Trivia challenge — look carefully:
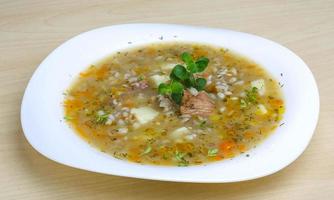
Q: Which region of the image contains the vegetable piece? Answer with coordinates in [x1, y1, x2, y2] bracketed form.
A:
[161, 63, 178, 70]
[251, 79, 265, 96]
[123, 99, 135, 108]
[63, 116, 73, 121]
[157, 80, 185, 105]
[117, 127, 128, 134]
[158, 83, 172, 95]
[170, 81, 184, 94]
[195, 57, 209, 72]
[141, 145, 152, 155]
[174, 151, 185, 160]
[184, 74, 196, 88]
[158, 52, 210, 105]
[170, 127, 190, 140]
[208, 148, 219, 157]
[195, 78, 207, 91]
[240, 99, 247, 108]
[188, 87, 199, 96]
[256, 104, 268, 115]
[171, 65, 189, 80]
[269, 99, 284, 107]
[150, 74, 169, 87]
[209, 114, 220, 122]
[95, 110, 109, 124]
[219, 140, 236, 153]
[240, 87, 259, 109]
[171, 92, 183, 105]
[182, 52, 209, 73]
[246, 87, 258, 104]
[174, 151, 189, 166]
[238, 144, 246, 152]
[130, 107, 159, 125]
[181, 52, 197, 73]
[199, 120, 207, 128]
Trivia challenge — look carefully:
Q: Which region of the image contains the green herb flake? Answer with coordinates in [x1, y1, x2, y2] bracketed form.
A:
[138, 75, 144, 81]
[208, 148, 219, 157]
[64, 115, 73, 121]
[240, 99, 247, 108]
[178, 161, 189, 167]
[175, 151, 186, 161]
[141, 145, 152, 156]
[199, 120, 207, 128]
[95, 111, 109, 124]
[174, 151, 189, 166]
[199, 120, 213, 129]
[162, 154, 168, 160]
[246, 87, 258, 103]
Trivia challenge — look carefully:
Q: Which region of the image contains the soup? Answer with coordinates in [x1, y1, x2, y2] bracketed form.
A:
[63, 42, 284, 166]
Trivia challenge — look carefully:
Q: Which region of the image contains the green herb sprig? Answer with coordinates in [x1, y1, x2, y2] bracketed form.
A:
[174, 151, 189, 166]
[95, 111, 109, 124]
[240, 87, 258, 108]
[158, 52, 209, 104]
[246, 87, 258, 104]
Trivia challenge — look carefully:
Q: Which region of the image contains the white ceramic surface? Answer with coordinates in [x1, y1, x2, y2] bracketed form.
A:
[21, 23, 319, 183]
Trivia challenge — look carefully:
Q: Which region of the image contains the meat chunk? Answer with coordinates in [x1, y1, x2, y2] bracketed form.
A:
[180, 91, 215, 116]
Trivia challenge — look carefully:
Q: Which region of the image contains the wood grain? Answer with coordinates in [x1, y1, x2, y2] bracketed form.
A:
[0, 0, 333, 199]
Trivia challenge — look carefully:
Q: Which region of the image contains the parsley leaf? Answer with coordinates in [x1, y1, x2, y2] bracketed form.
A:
[158, 52, 210, 105]
[195, 78, 207, 91]
[171, 65, 189, 80]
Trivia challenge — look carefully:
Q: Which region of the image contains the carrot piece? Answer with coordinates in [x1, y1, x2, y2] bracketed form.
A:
[79, 72, 90, 77]
[244, 131, 254, 139]
[73, 90, 93, 98]
[123, 99, 135, 108]
[192, 48, 208, 58]
[80, 65, 96, 78]
[176, 143, 194, 152]
[219, 140, 236, 153]
[206, 84, 217, 93]
[269, 99, 283, 107]
[146, 48, 156, 56]
[214, 155, 223, 161]
[128, 147, 141, 162]
[95, 65, 109, 79]
[64, 99, 83, 109]
[202, 72, 209, 78]
[238, 144, 246, 152]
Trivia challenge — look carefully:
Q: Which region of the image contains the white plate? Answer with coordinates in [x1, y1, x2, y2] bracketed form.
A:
[21, 23, 319, 183]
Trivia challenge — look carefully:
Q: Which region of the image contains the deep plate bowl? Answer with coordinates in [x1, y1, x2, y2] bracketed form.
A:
[21, 24, 319, 183]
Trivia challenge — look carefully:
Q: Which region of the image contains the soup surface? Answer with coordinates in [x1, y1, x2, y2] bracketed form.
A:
[64, 42, 284, 166]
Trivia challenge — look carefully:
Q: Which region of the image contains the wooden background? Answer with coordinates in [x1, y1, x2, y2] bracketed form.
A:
[0, 0, 333, 199]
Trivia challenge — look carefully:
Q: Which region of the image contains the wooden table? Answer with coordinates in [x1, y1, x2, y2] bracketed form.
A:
[1, 0, 333, 199]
